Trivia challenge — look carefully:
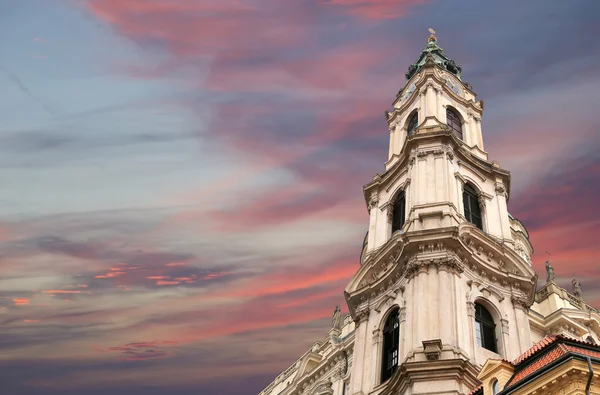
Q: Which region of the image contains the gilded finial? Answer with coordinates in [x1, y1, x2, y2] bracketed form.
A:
[428, 28, 437, 43]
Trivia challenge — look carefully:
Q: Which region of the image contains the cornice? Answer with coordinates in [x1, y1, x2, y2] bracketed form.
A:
[346, 223, 537, 322]
[394, 66, 481, 115]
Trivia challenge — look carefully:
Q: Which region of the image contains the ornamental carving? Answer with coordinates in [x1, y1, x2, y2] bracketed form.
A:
[466, 301, 475, 317]
[495, 182, 506, 197]
[511, 295, 530, 311]
[353, 309, 370, 324]
[477, 196, 486, 212]
[368, 194, 379, 213]
[501, 318, 509, 335]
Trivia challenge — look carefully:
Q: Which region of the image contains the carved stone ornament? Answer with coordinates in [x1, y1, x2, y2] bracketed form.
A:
[466, 301, 475, 317]
[501, 318, 510, 335]
[572, 277, 582, 299]
[495, 182, 506, 197]
[444, 145, 455, 160]
[353, 309, 370, 324]
[368, 194, 379, 213]
[422, 339, 443, 361]
[387, 207, 394, 222]
[477, 196, 486, 212]
[408, 149, 417, 166]
[511, 295, 530, 311]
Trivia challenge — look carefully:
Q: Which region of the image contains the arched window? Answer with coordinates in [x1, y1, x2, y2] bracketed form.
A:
[407, 112, 418, 136]
[446, 108, 463, 140]
[392, 191, 406, 233]
[474, 303, 497, 353]
[491, 379, 500, 395]
[381, 309, 400, 383]
[463, 184, 483, 230]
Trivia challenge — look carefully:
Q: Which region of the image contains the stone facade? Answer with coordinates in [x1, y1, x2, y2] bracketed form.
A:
[259, 32, 600, 395]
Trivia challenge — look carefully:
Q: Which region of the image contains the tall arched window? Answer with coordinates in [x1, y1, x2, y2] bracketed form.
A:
[407, 112, 418, 136]
[491, 379, 500, 395]
[381, 309, 400, 383]
[392, 191, 406, 233]
[474, 303, 497, 353]
[446, 107, 463, 140]
[463, 184, 483, 230]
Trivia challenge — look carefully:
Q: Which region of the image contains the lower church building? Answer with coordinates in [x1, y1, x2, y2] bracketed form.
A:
[259, 31, 600, 395]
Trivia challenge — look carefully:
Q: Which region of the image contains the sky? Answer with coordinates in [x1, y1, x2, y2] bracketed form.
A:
[0, 0, 599, 394]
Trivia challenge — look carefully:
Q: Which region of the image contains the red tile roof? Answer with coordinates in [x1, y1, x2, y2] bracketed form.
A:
[511, 335, 558, 365]
[506, 343, 569, 386]
[467, 385, 483, 395]
[505, 335, 600, 388]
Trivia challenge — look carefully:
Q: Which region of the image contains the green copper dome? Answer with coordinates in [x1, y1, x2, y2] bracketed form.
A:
[405, 30, 463, 81]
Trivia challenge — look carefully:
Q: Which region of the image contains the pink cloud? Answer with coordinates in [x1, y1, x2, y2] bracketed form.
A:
[23, 319, 40, 323]
[156, 280, 180, 285]
[13, 298, 30, 306]
[42, 290, 82, 294]
[95, 271, 126, 278]
[323, 0, 427, 20]
[165, 261, 187, 267]
[147, 276, 171, 280]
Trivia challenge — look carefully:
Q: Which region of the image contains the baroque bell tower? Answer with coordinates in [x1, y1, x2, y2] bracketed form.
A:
[344, 30, 538, 395]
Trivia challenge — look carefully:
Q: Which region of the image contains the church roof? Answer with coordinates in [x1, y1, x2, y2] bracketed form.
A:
[504, 335, 600, 388]
[405, 29, 463, 82]
[469, 335, 600, 395]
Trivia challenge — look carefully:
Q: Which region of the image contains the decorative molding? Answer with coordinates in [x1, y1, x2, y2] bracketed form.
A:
[368, 193, 379, 213]
[422, 339, 443, 361]
[466, 301, 475, 317]
[495, 182, 507, 197]
[511, 295, 531, 311]
[500, 318, 510, 335]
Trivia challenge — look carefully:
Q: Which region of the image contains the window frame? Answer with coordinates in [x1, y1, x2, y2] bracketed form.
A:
[381, 309, 400, 383]
[407, 112, 418, 136]
[446, 107, 463, 140]
[391, 190, 406, 234]
[474, 303, 497, 353]
[463, 183, 483, 230]
[491, 379, 500, 395]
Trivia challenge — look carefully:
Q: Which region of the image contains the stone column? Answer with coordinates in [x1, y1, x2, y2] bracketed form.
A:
[475, 116, 484, 151]
[466, 300, 476, 359]
[400, 283, 412, 362]
[494, 182, 512, 241]
[388, 125, 395, 160]
[426, 84, 435, 119]
[416, 266, 429, 343]
[366, 193, 379, 253]
[350, 311, 369, 395]
[369, 328, 381, 389]
[436, 88, 442, 120]
[466, 113, 475, 147]
[438, 264, 452, 345]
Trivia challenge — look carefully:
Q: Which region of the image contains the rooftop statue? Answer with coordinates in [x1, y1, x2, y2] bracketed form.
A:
[572, 278, 582, 299]
[332, 305, 342, 330]
[545, 260, 555, 283]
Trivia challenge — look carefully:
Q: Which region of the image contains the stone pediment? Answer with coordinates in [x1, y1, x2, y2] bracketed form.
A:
[296, 352, 323, 379]
[477, 358, 513, 381]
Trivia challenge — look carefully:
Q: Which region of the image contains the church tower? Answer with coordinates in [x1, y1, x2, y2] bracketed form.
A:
[343, 30, 538, 395]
